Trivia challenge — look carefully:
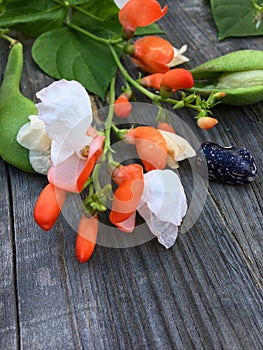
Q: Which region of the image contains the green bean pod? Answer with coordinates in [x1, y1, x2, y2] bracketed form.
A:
[190, 50, 263, 105]
[0, 41, 37, 172]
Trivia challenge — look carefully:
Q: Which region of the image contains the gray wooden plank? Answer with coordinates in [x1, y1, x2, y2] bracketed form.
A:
[0, 0, 262, 349]
[0, 159, 18, 350]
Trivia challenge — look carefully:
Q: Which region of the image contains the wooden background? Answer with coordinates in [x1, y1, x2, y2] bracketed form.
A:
[1, 0, 262, 349]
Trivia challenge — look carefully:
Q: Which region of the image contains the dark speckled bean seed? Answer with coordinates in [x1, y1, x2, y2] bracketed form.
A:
[196, 142, 257, 184]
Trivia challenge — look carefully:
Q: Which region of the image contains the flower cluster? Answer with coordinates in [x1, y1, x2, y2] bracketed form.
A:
[16, 0, 224, 263]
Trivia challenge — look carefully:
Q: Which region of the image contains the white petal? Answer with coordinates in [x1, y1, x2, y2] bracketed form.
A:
[48, 153, 87, 192]
[17, 115, 51, 152]
[36, 80, 92, 144]
[50, 140, 73, 165]
[114, 0, 129, 9]
[159, 130, 196, 168]
[137, 170, 187, 248]
[29, 150, 52, 175]
[167, 45, 189, 67]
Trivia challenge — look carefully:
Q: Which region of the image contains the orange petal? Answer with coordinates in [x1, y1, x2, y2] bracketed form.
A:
[34, 184, 67, 231]
[140, 73, 164, 90]
[133, 36, 173, 73]
[161, 68, 194, 90]
[114, 95, 132, 118]
[77, 135, 105, 192]
[127, 126, 167, 171]
[119, 0, 168, 32]
[76, 215, 98, 262]
[110, 164, 144, 230]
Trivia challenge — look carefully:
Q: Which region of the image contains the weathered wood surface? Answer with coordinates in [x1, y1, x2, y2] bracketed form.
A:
[1, 1, 263, 349]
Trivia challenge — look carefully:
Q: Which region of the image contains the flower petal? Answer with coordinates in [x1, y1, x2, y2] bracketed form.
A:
[48, 153, 87, 193]
[127, 126, 167, 171]
[17, 115, 51, 152]
[29, 150, 52, 175]
[110, 211, 136, 233]
[137, 169, 187, 248]
[114, 0, 129, 8]
[48, 135, 105, 193]
[119, 0, 168, 32]
[36, 80, 92, 147]
[158, 130, 196, 168]
[77, 135, 105, 192]
[167, 45, 189, 67]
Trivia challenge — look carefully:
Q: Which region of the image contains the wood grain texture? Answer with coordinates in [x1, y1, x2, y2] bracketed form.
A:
[0, 1, 263, 349]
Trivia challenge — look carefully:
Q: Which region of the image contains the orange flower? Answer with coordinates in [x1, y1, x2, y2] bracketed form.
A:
[114, 93, 132, 118]
[34, 183, 67, 231]
[76, 214, 98, 263]
[118, 0, 168, 38]
[197, 116, 219, 130]
[110, 164, 144, 232]
[132, 36, 174, 74]
[139, 73, 164, 90]
[157, 121, 176, 134]
[161, 68, 194, 90]
[126, 126, 168, 171]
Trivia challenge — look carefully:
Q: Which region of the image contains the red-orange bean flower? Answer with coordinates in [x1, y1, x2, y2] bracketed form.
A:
[162, 67, 194, 89]
[110, 164, 144, 232]
[114, 92, 132, 118]
[125, 126, 168, 171]
[34, 183, 67, 231]
[139, 73, 164, 91]
[76, 214, 98, 263]
[116, 0, 168, 38]
[125, 126, 195, 170]
[131, 37, 189, 74]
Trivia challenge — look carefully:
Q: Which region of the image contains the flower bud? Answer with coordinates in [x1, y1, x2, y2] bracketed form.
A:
[114, 92, 132, 118]
[197, 116, 219, 130]
[139, 73, 164, 90]
[160, 68, 194, 98]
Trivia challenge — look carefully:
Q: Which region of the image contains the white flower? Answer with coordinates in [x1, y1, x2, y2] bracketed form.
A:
[17, 79, 94, 175]
[114, 0, 129, 9]
[137, 169, 187, 248]
[159, 130, 196, 168]
[167, 44, 189, 68]
[36, 79, 93, 166]
[17, 115, 52, 174]
[17, 115, 51, 151]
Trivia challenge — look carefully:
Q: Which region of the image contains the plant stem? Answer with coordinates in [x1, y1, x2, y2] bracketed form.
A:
[92, 164, 102, 193]
[108, 44, 160, 102]
[102, 75, 116, 160]
[65, 22, 123, 45]
[0, 32, 18, 46]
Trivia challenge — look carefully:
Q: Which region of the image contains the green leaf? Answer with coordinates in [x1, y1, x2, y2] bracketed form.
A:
[0, 0, 66, 36]
[135, 23, 165, 36]
[211, 0, 263, 40]
[72, 0, 119, 19]
[32, 27, 118, 100]
[72, 3, 121, 39]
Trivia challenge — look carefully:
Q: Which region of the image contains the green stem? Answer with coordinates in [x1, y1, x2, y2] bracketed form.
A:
[108, 44, 160, 102]
[65, 22, 111, 44]
[72, 5, 104, 21]
[0, 32, 18, 46]
[102, 75, 116, 160]
[65, 22, 123, 46]
[92, 163, 102, 193]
